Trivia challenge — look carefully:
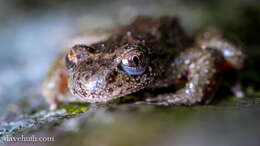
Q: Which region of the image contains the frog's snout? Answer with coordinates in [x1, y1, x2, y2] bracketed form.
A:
[69, 64, 123, 102]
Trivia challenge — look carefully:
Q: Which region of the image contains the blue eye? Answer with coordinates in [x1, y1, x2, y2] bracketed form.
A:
[121, 49, 148, 75]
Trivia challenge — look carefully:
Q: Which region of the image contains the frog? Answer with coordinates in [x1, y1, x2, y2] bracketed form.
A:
[43, 16, 246, 109]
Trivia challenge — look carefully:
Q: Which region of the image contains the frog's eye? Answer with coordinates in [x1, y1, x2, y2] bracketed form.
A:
[120, 49, 148, 75]
[65, 45, 94, 74]
[65, 49, 78, 74]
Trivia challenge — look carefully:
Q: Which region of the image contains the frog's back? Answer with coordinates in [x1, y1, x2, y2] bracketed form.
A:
[121, 16, 187, 50]
[91, 16, 188, 56]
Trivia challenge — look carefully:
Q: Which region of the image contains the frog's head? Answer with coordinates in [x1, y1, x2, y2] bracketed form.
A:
[65, 44, 157, 102]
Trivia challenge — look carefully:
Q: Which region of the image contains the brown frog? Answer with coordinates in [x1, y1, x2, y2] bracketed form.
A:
[43, 16, 246, 109]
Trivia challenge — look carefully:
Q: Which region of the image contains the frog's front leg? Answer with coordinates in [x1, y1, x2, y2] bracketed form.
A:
[43, 53, 79, 110]
[145, 48, 223, 106]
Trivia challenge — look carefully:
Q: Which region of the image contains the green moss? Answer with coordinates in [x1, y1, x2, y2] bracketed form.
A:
[58, 102, 91, 114]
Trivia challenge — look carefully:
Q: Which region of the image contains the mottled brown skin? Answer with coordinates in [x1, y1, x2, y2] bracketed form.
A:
[43, 16, 246, 109]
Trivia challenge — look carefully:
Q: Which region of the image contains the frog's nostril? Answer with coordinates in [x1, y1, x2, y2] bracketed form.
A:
[106, 70, 118, 84]
[85, 75, 89, 81]
[91, 69, 97, 76]
[86, 59, 93, 65]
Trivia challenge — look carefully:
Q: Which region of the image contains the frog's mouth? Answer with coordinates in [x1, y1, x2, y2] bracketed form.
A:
[105, 85, 148, 102]
[75, 82, 150, 103]
[70, 68, 155, 103]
